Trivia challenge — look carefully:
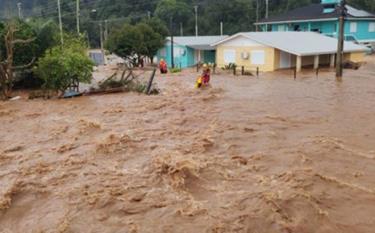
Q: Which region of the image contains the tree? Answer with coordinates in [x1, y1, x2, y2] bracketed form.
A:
[137, 22, 165, 62]
[0, 20, 36, 100]
[106, 22, 165, 65]
[34, 36, 94, 93]
[106, 24, 143, 63]
[142, 17, 169, 39]
[155, 0, 191, 26]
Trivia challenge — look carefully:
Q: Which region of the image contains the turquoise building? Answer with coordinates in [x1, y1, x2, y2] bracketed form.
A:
[156, 36, 227, 69]
[255, 0, 375, 46]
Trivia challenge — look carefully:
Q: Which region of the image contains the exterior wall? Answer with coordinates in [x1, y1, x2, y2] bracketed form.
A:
[347, 52, 365, 62]
[156, 43, 188, 68]
[157, 42, 217, 68]
[344, 20, 375, 42]
[216, 45, 276, 72]
[269, 19, 375, 43]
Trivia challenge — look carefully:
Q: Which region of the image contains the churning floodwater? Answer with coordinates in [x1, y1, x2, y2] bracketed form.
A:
[0, 57, 375, 232]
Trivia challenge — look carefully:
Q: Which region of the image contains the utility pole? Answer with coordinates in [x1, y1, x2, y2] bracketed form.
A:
[336, 0, 347, 79]
[104, 20, 108, 42]
[57, 0, 64, 46]
[170, 16, 175, 68]
[17, 2, 22, 19]
[194, 5, 198, 37]
[265, 0, 269, 31]
[76, 0, 80, 34]
[220, 21, 223, 36]
[99, 21, 104, 50]
[256, 0, 259, 31]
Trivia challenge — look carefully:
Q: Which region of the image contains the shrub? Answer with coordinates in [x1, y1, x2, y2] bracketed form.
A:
[170, 67, 182, 73]
[35, 37, 94, 93]
[223, 63, 237, 70]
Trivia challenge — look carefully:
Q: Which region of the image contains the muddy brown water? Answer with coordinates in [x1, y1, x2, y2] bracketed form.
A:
[1, 57, 375, 233]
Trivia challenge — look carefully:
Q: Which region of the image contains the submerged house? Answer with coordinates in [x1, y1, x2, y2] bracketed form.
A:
[212, 32, 368, 72]
[156, 36, 228, 68]
[255, 0, 375, 46]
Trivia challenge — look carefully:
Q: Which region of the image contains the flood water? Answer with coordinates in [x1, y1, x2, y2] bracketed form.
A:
[1, 57, 375, 232]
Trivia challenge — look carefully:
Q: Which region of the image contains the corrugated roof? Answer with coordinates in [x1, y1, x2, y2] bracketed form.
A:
[166, 36, 228, 50]
[212, 32, 368, 56]
[256, 4, 375, 24]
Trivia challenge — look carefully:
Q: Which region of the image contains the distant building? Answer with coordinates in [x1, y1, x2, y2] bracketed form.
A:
[156, 36, 228, 69]
[89, 50, 105, 66]
[255, 0, 375, 46]
[212, 32, 368, 72]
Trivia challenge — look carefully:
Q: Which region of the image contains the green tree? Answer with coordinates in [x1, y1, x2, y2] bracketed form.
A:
[137, 22, 165, 62]
[155, 0, 191, 26]
[106, 24, 143, 62]
[0, 20, 36, 99]
[142, 17, 169, 38]
[106, 22, 165, 65]
[35, 36, 94, 93]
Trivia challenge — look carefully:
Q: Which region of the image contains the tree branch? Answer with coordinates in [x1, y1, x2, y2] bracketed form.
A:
[11, 57, 36, 70]
[12, 38, 36, 45]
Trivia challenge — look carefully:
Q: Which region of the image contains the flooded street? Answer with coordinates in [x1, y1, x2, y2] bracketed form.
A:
[1, 57, 375, 233]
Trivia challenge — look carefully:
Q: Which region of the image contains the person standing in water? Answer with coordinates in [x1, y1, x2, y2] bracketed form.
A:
[196, 64, 211, 88]
[202, 64, 211, 85]
[159, 59, 168, 74]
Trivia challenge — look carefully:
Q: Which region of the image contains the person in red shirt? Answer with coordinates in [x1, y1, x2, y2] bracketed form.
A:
[159, 59, 168, 74]
[202, 64, 211, 85]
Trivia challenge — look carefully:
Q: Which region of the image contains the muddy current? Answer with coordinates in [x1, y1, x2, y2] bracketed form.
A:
[1, 58, 375, 233]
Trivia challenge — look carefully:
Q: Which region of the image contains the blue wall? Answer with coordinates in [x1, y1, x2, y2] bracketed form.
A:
[156, 43, 217, 69]
[268, 19, 375, 43]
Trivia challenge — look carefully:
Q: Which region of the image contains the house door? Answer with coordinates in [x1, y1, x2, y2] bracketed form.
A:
[280, 51, 292, 69]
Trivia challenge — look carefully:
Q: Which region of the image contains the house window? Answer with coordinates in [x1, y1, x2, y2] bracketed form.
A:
[251, 50, 265, 65]
[369, 22, 375, 32]
[277, 25, 285, 31]
[224, 49, 236, 64]
[350, 22, 357, 33]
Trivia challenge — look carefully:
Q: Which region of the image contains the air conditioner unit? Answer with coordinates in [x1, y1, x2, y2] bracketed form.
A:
[241, 52, 249, 60]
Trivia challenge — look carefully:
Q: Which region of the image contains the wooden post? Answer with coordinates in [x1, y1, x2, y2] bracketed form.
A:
[256, 67, 259, 78]
[241, 66, 244, 75]
[196, 63, 199, 72]
[316, 67, 319, 78]
[146, 68, 157, 95]
[233, 65, 236, 75]
[294, 68, 297, 80]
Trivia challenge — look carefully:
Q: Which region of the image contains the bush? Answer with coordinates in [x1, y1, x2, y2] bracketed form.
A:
[34, 37, 94, 93]
[223, 63, 237, 70]
[170, 67, 182, 73]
